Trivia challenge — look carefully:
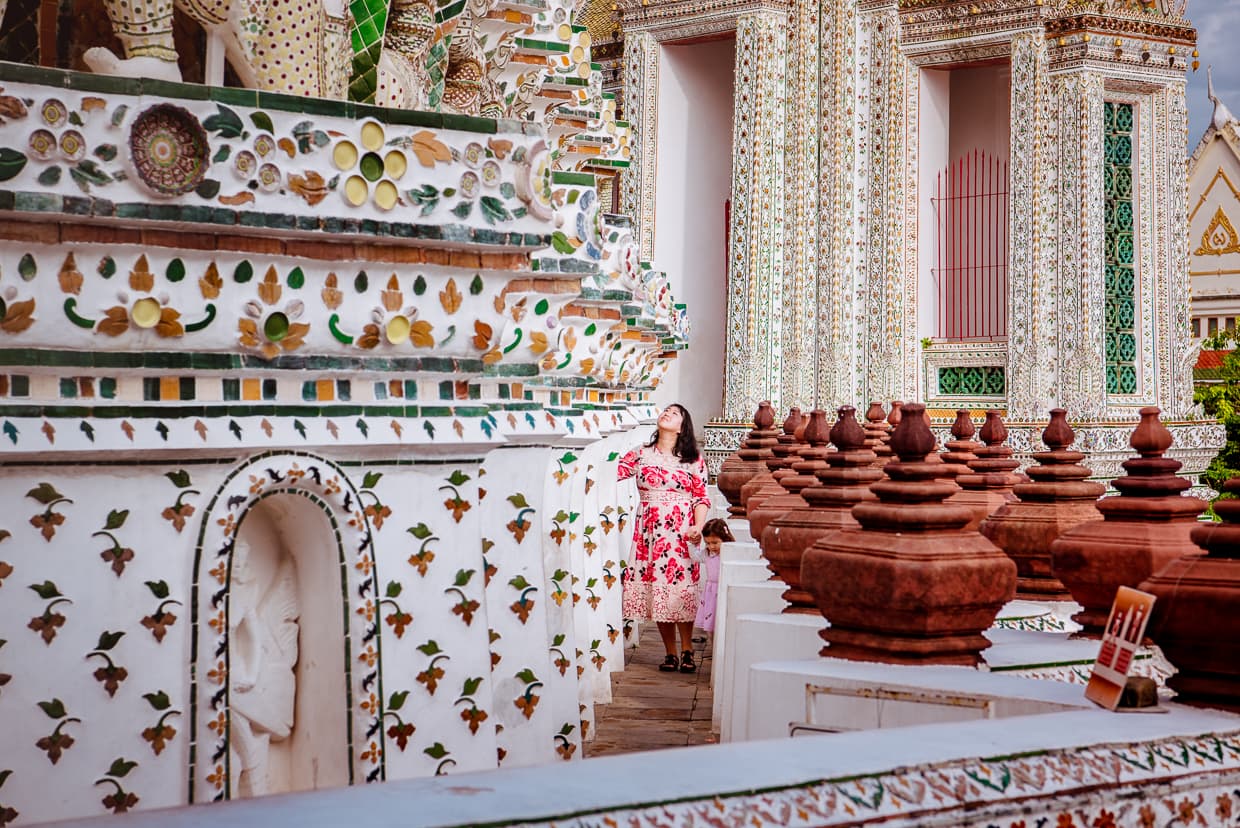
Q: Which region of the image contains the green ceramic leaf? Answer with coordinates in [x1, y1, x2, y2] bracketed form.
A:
[416, 640, 442, 656]
[534, 298, 549, 315]
[94, 144, 118, 162]
[0, 148, 27, 182]
[388, 690, 409, 711]
[407, 523, 432, 539]
[447, 469, 470, 486]
[559, 452, 577, 465]
[195, 179, 220, 200]
[552, 633, 565, 645]
[413, 275, 427, 295]
[385, 580, 402, 598]
[37, 698, 67, 719]
[558, 722, 575, 736]
[506, 493, 529, 508]
[212, 144, 231, 163]
[287, 267, 305, 289]
[110, 104, 128, 126]
[166, 259, 186, 283]
[354, 271, 368, 293]
[104, 509, 129, 530]
[452, 568, 475, 587]
[461, 676, 483, 696]
[567, 190, 579, 204]
[362, 471, 382, 489]
[508, 575, 531, 590]
[550, 232, 575, 255]
[423, 742, 448, 759]
[249, 112, 275, 134]
[98, 256, 116, 279]
[499, 182, 515, 199]
[106, 758, 138, 779]
[37, 166, 61, 186]
[203, 105, 243, 138]
[17, 253, 35, 281]
[26, 482, 63, 504]
[145, 580, 171, 599]
[95, 630, 125, 651]
[469, 274, 483, 295]
[142, 691, 171, 711]
[451, 201, 473, 219]
[514, 668, 538, 685]
[68, 111, 83, 126]
[479, 195, 511, 225]
[234, 261, 253, 283]
[584, 323, 596, 336]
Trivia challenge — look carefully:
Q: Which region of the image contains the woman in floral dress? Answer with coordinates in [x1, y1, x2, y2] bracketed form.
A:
[618, 404, 711, 673]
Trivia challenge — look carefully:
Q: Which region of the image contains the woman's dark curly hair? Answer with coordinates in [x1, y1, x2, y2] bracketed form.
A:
[646, 403, 700, 464]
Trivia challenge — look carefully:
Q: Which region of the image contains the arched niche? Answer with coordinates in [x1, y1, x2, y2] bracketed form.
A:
[190, 452, 384, 802]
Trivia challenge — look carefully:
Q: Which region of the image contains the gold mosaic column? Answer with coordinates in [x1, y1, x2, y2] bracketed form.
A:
[621, 31, 659, 260]
[724, 12, 787, 419]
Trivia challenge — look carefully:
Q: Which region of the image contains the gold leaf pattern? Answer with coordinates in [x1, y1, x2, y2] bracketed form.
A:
[410, 320, 434, 347]
[129, 255, 154, 293]
[472, 319, 492, 350]
[0, 298, 35, 333]
[322, 272, 342, 310]
[439, 279, 462, 314]
[382, 275, 403, 312]
[97, 306, 130, 337]
[58, 253, 83, 295]
[410, 131, 452, 167]
[258, 267, 282, 306]
[199, 263, 222, 299]
[155, 306, 184, 338]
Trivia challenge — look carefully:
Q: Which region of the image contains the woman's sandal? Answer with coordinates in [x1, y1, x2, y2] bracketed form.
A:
[658, 654, 679, 672]
[679, 650, 696, 673]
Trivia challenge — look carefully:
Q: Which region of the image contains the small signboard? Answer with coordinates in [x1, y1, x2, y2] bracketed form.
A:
[1085, 586, 1156, 710]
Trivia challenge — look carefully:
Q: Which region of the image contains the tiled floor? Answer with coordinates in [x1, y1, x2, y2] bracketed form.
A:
[586, 623, 717, 757]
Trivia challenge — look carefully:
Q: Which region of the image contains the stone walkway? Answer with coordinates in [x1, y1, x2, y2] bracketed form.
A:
[586, 623, 717, 757]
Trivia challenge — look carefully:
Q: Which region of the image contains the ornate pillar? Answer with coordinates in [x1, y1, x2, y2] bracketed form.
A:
[724, 12, 788, 418]
[816, 0, 860, 410]
[621, 30, 659, 260]
[779, 0, 820, 412]
[1006, 31, 1056, 422]
[1158, 82, 1197, 418]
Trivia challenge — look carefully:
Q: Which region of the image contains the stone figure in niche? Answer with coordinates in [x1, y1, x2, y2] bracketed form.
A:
[83, 0, 351, 99]
[228, 526, 300, 798]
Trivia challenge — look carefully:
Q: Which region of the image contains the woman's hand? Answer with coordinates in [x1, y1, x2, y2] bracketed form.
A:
[685, 524, 702, 544]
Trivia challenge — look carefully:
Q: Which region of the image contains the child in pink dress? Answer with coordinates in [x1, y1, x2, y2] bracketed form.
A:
[694, 519, 734, 633]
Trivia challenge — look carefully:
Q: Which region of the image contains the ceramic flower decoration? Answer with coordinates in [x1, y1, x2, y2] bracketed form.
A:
[238, 267, 309, 359]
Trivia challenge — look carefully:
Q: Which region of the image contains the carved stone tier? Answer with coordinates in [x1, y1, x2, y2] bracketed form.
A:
[940, 410, 980, 477]
[954, 410, 1020, 531]
[1052, 407, 1207, 635]
[758, 409, 835, 611]
[747, 410, 814, 541]
[717, 401, 778, 516]
[980, 409, 1103, 601]
[1141, 478, 1240, 713]
[802, 403, 1017, 666]
[742, 407, 802, 532]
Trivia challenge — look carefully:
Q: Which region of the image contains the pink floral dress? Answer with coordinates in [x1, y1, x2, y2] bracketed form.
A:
[618, 446, 711, 622]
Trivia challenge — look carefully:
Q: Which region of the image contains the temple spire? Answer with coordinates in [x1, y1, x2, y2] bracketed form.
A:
[1208, 66, 1237, 131]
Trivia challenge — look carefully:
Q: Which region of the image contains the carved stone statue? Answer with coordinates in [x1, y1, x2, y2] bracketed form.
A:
[229, 516, 300, 798]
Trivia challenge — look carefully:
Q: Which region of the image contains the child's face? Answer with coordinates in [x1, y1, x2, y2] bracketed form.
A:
[703, 535, 723, 556]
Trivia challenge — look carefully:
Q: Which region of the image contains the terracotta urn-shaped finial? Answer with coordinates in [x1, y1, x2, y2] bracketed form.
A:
[740, 406, 800, 515]
[940, 410, 981, 476]
[872, 401, 903, 467]
[751, 409, 831, 551]
[717, 402, 779, 516]
[758, 409, 838, 610]
[1051, 406, 1207, 635]
[952, 410, 1020, 530]
[744, 408, 806, 531]
[802, 403, 1017, 665]
[863, 401, 889, 456]
[980, 409, 1104, 600]
[1141, 478, 1240, 712]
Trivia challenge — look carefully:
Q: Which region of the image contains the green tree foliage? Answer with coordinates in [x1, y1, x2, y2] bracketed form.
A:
[1195, 330, 1240, 495]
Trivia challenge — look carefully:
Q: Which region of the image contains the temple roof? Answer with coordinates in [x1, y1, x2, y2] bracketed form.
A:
[1190, 67, 1240, 174]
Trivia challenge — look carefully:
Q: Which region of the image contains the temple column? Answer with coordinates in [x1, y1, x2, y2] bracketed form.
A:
[1156, 82, 1197, 418]
[621, 31, 659, 260]
[724, 12, 788, 418]
[1005, 32, 1057, 422]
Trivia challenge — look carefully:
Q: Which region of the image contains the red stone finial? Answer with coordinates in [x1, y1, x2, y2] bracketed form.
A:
[830, 406, 866, 452]
[865, 401, 886, 425]
[1130, 406, 1173, 457]
[951, 409, 975, 441]
[804, 408, 831, 447]
[1041, 408, 1074, 451]
[979, 409, 1008, 446]
[782, 407, 801, 436]
[890, 402, 935, 462]
[887, 401, 904, 428]
[755, 401, 775, 430]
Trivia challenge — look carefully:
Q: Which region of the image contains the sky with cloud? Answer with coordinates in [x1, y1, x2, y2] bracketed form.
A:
[1187, 0, 1240, 144]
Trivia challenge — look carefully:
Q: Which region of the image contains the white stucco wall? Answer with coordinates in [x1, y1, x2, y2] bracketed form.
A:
[650, 37, 736, 427]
